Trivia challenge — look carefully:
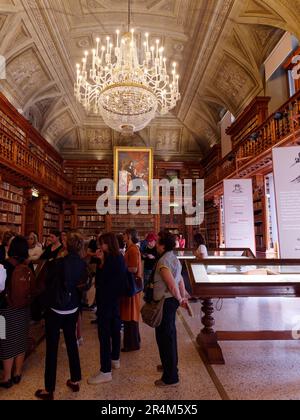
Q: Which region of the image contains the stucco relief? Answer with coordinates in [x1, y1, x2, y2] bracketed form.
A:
[76, 38, 90, 49]
[213, 55, 256, 110]
[35, 98, 55, 117]
[0, 15, 8, 31]
[59, 129, 80, 150]
[9, 24, 31, 48]
[7, 49, 50, 98]
[114, 132, 146, 147]
[81, 0, 106, 13]
[253, 25, 278, 48]
[44, 113, 74, 142]
[156, 129, 181, 152]
[278, 0, 300, 19]
[87, 128, 112, 150]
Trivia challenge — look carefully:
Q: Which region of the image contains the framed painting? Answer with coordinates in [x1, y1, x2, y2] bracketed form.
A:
[114, 147, 153, 199]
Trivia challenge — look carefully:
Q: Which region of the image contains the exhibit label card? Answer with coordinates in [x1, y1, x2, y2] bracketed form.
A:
[273, 147, 300, 258]
[223, 179, 256, 255]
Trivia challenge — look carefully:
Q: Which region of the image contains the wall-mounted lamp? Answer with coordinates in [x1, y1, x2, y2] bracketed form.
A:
[274, 112, 288, 121]
[227, 153, 235, 162]
[31, 187, 39, 198]
[248, 131, 260, 141]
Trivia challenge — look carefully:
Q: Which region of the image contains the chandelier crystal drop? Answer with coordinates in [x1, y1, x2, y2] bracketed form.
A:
[74, 28, 180, 134]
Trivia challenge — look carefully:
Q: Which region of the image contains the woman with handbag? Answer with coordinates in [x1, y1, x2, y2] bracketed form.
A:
[153, 231, 188, 388]
[120, 228, 143, 352]
[88, 233, 127, 385]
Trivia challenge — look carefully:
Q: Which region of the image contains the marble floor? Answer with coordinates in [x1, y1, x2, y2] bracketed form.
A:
[1, 297, 300, 400]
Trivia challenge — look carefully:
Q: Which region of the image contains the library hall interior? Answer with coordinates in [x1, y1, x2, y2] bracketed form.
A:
[0, 0, 300, 402]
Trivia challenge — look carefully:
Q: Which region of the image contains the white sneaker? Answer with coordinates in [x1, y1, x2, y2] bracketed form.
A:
[77, 337, 84, 346]
[88, 371, 112, 385]
[112, 360, 120, 369]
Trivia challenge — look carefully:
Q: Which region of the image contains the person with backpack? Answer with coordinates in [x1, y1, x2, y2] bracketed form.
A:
[0, 236, 35, 389]
[88, 233, 127, 385]
[35, 231, 88, 400]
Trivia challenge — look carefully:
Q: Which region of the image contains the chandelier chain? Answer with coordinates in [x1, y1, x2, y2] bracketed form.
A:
[128, 0, 131, 32]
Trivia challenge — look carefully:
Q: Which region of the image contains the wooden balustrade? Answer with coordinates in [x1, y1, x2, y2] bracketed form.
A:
[205, 91, 300, 193]
[0, 93, 72, 199]
[0, 131, 71, 197]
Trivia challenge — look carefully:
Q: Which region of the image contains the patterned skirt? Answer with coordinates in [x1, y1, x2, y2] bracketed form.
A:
[0, 306, 30, 360]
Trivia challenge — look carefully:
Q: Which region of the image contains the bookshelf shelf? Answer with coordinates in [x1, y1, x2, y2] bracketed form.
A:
[76, 205, 105, 236]
[43, 200, 60, 240]
[0, 180, 24, 234]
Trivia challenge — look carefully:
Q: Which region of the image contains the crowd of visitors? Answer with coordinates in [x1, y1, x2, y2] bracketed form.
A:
[0, 228, 207, 399]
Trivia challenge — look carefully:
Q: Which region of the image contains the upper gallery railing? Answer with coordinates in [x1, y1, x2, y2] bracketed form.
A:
[0, 94, 72, 198]
[205, 90, 300, 192]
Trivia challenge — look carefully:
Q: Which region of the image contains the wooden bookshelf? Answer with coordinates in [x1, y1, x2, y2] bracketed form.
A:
[0, 179, 24, 234]
[111, 214, 155, 239]
[253, 188, 267, 252]
[76, 205, 105, 237]
[43, 200, 60, 241]
[204, 201, 220, 249]
[63, 204, 72, 232]
[160, 208, 185, 236]
[64, 161, 112, 198]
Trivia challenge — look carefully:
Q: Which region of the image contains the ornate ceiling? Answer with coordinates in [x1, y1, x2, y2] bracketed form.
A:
[0, 0, 299, 160]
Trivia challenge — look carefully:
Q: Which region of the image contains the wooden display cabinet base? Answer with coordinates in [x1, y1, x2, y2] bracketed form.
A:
[197, 331, 225, 365]
[198, 298, 225, 365]
[197, 298, 299, 365]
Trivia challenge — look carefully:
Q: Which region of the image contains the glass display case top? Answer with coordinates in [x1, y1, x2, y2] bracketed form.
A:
[188, 261, 300, 285]
[174, 248, 254, 260]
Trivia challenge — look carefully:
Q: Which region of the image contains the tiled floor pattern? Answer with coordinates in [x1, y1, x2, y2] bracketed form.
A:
[2, 296, 300, 400]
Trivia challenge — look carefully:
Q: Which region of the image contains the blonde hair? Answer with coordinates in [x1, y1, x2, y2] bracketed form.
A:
[28, 232, 39, 247]
[66, 231, 84, 255]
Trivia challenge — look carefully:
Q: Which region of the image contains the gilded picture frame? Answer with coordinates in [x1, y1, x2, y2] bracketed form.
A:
[114, 147, 153, 199]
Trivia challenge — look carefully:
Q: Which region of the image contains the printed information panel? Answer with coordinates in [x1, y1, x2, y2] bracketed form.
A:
[273, 147, 300, 258]
[223, 179, 256, 255]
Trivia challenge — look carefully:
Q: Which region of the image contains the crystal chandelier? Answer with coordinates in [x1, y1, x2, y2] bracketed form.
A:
[74, 1, 180, 135]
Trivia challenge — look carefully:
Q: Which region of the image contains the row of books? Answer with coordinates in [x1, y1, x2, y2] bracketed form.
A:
[77, 222, 105, 228]
[43, 220, 59, 228]
[0, 201, 22, 213]
[0, 181, 23, 196]
[44, 213, 59, 221]
[78, 215, 104, 222]
[0, 109, 26, 143]
[253, 201, 263, 211]
[44, 206, 60, 215]
[0, 213, 22, 223]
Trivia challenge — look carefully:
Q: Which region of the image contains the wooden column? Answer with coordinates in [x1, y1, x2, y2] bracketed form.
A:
[197, 299, 225, 365]
[71, 203, 78, 229]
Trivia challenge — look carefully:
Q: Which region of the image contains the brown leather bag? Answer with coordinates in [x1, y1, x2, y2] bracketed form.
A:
[141, 297, 165, 328]
[6, 259, 36, 309]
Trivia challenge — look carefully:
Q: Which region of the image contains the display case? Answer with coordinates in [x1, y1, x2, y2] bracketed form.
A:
[185, 259, 300, 365]
[174, 248, 255, 261]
